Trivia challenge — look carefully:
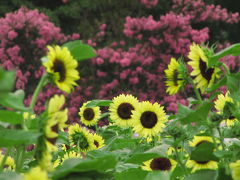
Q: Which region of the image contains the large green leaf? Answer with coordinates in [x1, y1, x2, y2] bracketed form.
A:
[178, 101, 213, 124]
[0, 68, 15, 97]
[125, 152, 162, 164]
[0, 172, 22, 180]
[62, 40, 96, 61]
[107, 137, 139, 151]
[185, 170, 218, 180]
[0, 90, 27, 111]
[145, 171, 170, 180]
[114, 168, 148, 180]
[208, 43, 240, 67]
[0, 129, 41, 147]
[0, 110, 23, 125]
[86, 100, 112, 107]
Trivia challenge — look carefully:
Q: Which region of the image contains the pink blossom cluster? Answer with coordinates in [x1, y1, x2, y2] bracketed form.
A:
[139, 0, 158, 8]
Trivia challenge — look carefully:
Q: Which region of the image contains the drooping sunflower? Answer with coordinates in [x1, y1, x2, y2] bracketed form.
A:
[189, 136, 213, 147]
[79, 102, 101, 126]
[142, 157, 177, 171]
[68, 124, 94, 152]
[164, 58, 184, 95]
[131, 101, 167, 138]
[214, 92, 238, 127]
[90, 133, 105, 150]
[186, 159, 218, 172]
[109, 94, 139, 128]
[45, 95, 68, 147]
[230, 160, 240, 180]
[44, 45, 80, 93]
[0, 153, 15, 171]
[24, 166, 50, 180]
[188, 43, 220, 93]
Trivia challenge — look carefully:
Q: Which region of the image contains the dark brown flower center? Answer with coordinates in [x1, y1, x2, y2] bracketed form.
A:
[150, 158, 172, 171]
[196, 140, 209, 147]
[229, 116, 235, 120]
[173, 70, 179, 86]
[196, 161, 209, 164]
[83, 108, 95, 121]
[199, 59, 214, 82]
[52, 59, 66, 82]
[117, 103, 134, 119]
[94, 140, 99, 148]
[140, 111, 158, 128]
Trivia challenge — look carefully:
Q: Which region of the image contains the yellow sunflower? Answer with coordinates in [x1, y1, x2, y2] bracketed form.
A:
[24, 166, 50, 180]
[44, 45, 80, 93]
[214, 92, 238, 127]
[164, 58, 184, 95]
[188, 43, 220, 93]
[189, 136, 213, 147]
[186, 159, 218, 172]
[230, 160, 240, 180]
[68, 124, 94, 152]
[131, 101, 167, 138]
[90, 133, 105, 150]
[39, 149, 53, 171]
[0, 153, 15, 171]
[109, 94, 139, 128]
[142, 157, 177, 171]
[79, 101, 101, 126]
[45, 95, 68, 146]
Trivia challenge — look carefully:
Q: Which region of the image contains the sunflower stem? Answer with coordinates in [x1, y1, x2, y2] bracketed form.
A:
[15, 146, 25, 172]
[29, 73, 49, 112]
[0, 148, 11, 171]
[174, 145, 188, 176]
[187, 77, 202, 101]
[222, 63, 230, 75]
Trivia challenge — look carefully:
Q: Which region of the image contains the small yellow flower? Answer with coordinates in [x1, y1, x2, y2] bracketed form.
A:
[142, 157, 177, 171]
[44, 45, 80, 93]
[79, 101, 101, 126]
[24, 166, 50, 180]
[230, 160, 240, 180]
[132, 101, 167, 138]
[109, 94, 139, 128]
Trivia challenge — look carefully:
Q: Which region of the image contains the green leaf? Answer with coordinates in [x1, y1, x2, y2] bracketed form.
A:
[190, 142, 218, 162]
[108, 137, 139, 151]
[0, 90, 27, 111]
[0, 110, 23, 125]
[213, 150, 233, 158]
[208, 43, 240, 67]
[62, 40, 96, 61]
[226, 73, 240, 101]
[185, 170, 218, 180]
[206, 77, 227, 93]
[145, 171, 170, 180]
[125, 152, 162, 164]
[0, 68, 15, 97]
[0, 171, 22, 180]
[114, 168, 148, 180]
[85, 100, 112, 107]
[115, 162, 139, 173]
[0, 129, 41, 147]
[178, 101, 213, 124]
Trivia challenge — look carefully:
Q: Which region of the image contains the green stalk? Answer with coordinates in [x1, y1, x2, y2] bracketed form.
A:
[0, 148, 11, 171]
[187, 77, 202, 101]
[222, 63, 230, 75]
[15, 146, 25, 172]
[174, 145, 188, 176]
[29, 73, 49, 112]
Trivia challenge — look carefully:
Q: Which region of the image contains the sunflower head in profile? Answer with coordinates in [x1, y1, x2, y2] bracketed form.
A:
[45, 95, 68, 146]
[24, 166, 49, 180]
[44, 45, 80, 93]
[142, 157, 177, 171]
[90, 133, 105, 150]
[79, 102, 101, 126]
[0, 153, 15, 171]
[214, 92, 238, 127]
[230, 160, 240, 180]
[164, 57, 185, 95]
[109, 94, 139, 128]
[188, 43, 220, 93]
[68, 124, 94, 152]
[131, 101, 167, 138]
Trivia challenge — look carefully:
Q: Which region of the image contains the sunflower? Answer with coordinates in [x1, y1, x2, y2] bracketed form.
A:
[142, 157, 177, 171]
[214, 92, 238, 127]
[189, 136, 213, 147]
[45, 95, 68, 146]
[79, 101, 101, 126]
[68, 124, 94, 152]
[230, 160, 240, 180]
[164, 58, 184, 95]
[90, 133, 105, 150]
[0, 153, 15, 171]
[186, 159, 218, 172]
[109, 94, 139, 128]
[131, 101, 167, 138]
[24, 166, 50, 180]
[44, 45, 80, 93]
[39, 149, 54, 171]
[188, 43, 220, 93]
